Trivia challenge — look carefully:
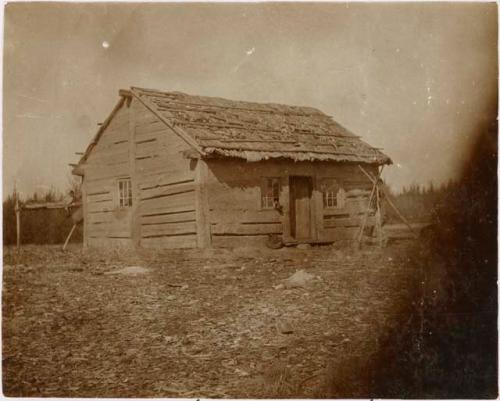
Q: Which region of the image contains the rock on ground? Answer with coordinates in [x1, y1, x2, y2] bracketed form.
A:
[283, 269, 316, 288]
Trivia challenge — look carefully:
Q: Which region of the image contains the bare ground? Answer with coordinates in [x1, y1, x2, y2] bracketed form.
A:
[3, 242, 418, 398]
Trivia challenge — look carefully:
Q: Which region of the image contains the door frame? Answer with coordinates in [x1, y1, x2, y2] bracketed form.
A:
[286, 175, 318, 243]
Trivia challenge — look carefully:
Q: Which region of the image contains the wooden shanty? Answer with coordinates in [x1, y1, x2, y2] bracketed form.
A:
[72, 87, 392, 249]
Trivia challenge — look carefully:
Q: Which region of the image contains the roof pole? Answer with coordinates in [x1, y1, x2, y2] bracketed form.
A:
[358, 165, 417, 238]
[356, 165, 384, 248]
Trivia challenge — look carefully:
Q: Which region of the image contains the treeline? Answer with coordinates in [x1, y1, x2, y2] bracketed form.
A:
[385, 180, 461, 223]
[3, 188, 83, 246]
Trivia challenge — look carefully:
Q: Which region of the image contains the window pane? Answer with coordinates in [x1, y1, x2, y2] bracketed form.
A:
[322, 178, 343, 209]
[118, 178, 132, 207]
[262, 177, 280, 209]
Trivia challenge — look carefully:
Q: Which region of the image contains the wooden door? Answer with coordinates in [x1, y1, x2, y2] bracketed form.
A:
[289, 176, 312, 240]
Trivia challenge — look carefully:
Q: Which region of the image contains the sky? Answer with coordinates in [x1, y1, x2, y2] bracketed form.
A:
[3, 2, 498, 199]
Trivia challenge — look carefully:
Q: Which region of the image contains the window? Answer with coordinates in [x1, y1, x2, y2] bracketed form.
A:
[321, 178, 345, 209]
[262, 177, 280, 209]
[118, 178, 133, 207]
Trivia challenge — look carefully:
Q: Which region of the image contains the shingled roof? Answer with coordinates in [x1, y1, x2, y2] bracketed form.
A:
[75, 87, 391, 172]
[130, 87, 391, 165]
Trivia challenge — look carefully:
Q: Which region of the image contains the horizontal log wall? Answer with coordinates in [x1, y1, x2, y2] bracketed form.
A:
[206, 160, 287, 248]
[83, 102, 133, 245]
[317, 164, 377, 241]
[132, 99, 197, 249]
[319, 165, 376, 241]
[205, 159, 378, 246]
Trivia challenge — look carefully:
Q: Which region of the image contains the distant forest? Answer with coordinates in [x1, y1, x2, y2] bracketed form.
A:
[384, 179, 461, 224]
[3, 179, 459, 246]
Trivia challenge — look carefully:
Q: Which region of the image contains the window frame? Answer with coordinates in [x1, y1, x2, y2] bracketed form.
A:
[117, 177, 133, 208]
[321, 178, 345, 210]
[261, 177, 281, 210]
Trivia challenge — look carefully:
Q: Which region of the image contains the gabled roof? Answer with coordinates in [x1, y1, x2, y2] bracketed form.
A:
[74, 87, 391, 175]
[130, 87, 391, 165]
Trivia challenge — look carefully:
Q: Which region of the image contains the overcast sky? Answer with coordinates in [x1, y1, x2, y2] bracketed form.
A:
[4, 2, 497, 199]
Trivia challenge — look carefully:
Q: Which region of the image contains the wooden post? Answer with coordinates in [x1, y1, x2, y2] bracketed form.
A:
[281, 175, 291, 243]
[375, 185, 384, 247]
[195, 159, 211, 248]
[128, 98, 141, 247]
[356, 166, 383, 247]
[15, 195, 20, 249]
[62, 224, 77, 251]
[358, 165, 417, 238]
[312, 174, 324, 242]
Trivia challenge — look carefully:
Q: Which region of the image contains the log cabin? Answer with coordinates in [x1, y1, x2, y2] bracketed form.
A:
[72, 87, 391, 249]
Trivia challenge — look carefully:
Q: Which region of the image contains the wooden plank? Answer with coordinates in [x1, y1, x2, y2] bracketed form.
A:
[281, 180, 291, 241]
[211, 222, 282, 236]
[195, 159, 211, 248]
[135, 133, 160, 144]
[139, 172, 195, 190]
[90, 139, 129, 154]
[140, 204, 196, 217]
[136, 154, 192, 176]
[208, 208, 281, 225]
[91, 125, 129, 148]
[141, 234, 197, 249]
[85, 176, 115, 187]
[208, 185, 261, 211]
[136, 142, 162, 159]
[87, 150, 129, 166]
[89, 214, 130, 229]
[87, 201, 114, 213]
[88, 225, 130, 236]
[345, 189, 371, 198]
[139, 190, 195, 214]
[324, 215, 375, 228]
[142, 221, 196, 237]
[87, 132, 127, 148]
[87, 192, 113, 203]
[135, 121, 167, 137]
[141, 210, 196, 226]
[311, 182, 322, 241]
[140, 182, 195, 201]
[96, 133, 129, 148]
[95, 140, 128, 154]
[135, 109, 160, 124]
[88, 212, 113, 224]
[84, 162, 130, 180]
[87, 225, 131, 238]
[290, 176, 312, 240]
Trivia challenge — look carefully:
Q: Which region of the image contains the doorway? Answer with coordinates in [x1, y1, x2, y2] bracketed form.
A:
[289, 176, 313, 240]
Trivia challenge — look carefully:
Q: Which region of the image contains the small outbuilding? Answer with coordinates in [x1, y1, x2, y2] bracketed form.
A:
[73, 87, 391, 249]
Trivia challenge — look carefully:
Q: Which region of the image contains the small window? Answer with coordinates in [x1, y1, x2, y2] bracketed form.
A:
[262, 177, 280, 209]
[118, 178, 132, 207]
[321, 178, 345, 209]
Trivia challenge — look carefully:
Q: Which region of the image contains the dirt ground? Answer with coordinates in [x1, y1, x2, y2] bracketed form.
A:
[3, 241, 418, 398]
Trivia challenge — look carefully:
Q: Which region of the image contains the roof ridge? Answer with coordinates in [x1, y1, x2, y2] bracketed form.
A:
[130, 86, 325, 116]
